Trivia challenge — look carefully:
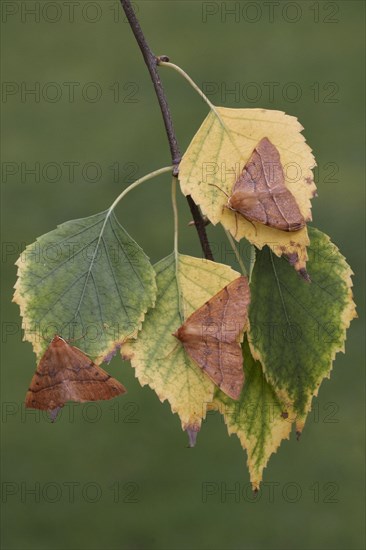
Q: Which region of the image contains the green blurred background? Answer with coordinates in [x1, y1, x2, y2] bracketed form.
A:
[1, 1, 365, 549]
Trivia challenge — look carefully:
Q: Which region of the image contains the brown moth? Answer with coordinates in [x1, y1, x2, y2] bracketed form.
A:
[25, 335, 126, 418]
[173, 276, 250, 400]
[228, 137, 306, 232]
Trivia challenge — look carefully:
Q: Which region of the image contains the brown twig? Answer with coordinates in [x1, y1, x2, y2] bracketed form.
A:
[119, 0, 214, 261]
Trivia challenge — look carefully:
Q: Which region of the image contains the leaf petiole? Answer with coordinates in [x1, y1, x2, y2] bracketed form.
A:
[224, 229, 247, 277]
[171, 176, 184, 322]
[160, 61, 245, 163]
[159, 61, 225, 125]
[249, 245, 256, 283]
[107, 165, 173, 217]
[79, 165, 173, 316]
[171, 176, 179, 258]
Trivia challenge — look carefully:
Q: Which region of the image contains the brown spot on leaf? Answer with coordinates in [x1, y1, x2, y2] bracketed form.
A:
[299, 268, 311, 283]
[186, 427, 199, 448]
[287, 252, 299, 266]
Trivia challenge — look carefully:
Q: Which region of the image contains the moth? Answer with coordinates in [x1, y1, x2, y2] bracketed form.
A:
[227, 137, 305, 232]
[25, 335, 126, 419]
[173, 276, 250, 400]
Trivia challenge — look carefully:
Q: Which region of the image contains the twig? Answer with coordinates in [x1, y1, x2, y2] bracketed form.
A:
[119, 0, 214, 261]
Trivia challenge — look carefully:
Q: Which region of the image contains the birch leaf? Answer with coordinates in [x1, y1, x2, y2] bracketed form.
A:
[179, 107, 316, 273]
[122, 254, 241, 433]
[214, 340, 292, 490]
[13, 211, 157, 363]
[248, 227, 356, 432]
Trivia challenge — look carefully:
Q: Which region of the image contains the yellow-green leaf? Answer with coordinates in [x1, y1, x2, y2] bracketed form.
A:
[179, 107, 316, 272]
[214, 340, 292, 490]
[122, 253, 241, 432]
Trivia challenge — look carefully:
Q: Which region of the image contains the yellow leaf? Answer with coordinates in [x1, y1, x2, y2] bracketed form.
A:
[122, 253, 241, 432]
[179, 107, 316, 272]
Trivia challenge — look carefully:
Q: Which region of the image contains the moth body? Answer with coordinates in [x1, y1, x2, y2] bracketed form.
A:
[25, 335, 126, 413]
[228, 137, 306, 232]
[173, 276, 250, 400]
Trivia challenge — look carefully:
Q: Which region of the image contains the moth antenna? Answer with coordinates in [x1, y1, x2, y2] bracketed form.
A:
[54, 332, 94, 357]
[208, 183, 229, 198]
[157, 341, 180, 360]
[39, 331, 88, 345]
[30, 330, 59, 345]
[247, 218, 257, 236]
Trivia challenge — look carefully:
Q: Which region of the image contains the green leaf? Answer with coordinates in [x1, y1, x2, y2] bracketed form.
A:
[122, 253, 241, 432]
[214, 339, 292, 490]
[179, 107, 316, 273]
[13, 211, 157, 362]
[248, 227, 356, 431]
